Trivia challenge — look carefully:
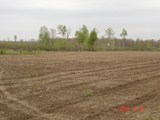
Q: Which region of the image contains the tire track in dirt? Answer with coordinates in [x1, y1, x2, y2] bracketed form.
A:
[0, 66, 59, 120]
[97, 74, 160, 96]
[55, 63, 160, 86]
[29, 64, 160, 100]
[3, 60, 160, 85]
[34, 61, 160, 86]
[9, 61, 160, 103]
[47, 66, 160, 93]
[21, 63, 160, 98]
[4, 60, 160, 89]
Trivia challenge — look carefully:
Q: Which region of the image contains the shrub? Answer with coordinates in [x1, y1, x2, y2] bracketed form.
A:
[0, 49, 7, 54]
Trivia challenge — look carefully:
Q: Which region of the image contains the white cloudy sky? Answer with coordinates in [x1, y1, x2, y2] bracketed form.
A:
[0, 0, 160, 40]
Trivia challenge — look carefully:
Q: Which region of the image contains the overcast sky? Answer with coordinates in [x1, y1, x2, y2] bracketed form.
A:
[0, 0, 160, 41]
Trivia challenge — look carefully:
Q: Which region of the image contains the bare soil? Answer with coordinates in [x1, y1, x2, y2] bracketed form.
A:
[0, 52, 160, 120]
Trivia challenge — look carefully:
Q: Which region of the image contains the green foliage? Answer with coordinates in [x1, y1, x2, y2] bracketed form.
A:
[120, 28, 128, 39]
[57, 25, 67, 38]
[105, 27, 115, 39]
[39, 26, 50, 46]
[146, 41, 152, 50]
[75, 25, 89, 44]
[145, 117, 156, 120]
[0, 49, 7, 54]
[87, 90, 93, 96]
[82, 83, 87, 87]
[53, 39, 74, 51]
[1, 31, 160, 52]
[0, 49, 41, 55]
[138, 41, 143, 49]
[88, 28, 98, 51]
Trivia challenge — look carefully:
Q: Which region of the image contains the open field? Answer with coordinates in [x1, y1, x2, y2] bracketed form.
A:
[0, 52, 160, 120]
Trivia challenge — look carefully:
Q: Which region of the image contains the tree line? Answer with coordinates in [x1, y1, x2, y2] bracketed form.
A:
[1, 24, 160, 52]
[39, 25, 129, 51]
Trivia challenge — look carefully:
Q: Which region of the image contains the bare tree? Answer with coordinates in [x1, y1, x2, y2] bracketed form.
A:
[105, 27, 115, 39]
[57, 25, 71, 40]
[50, 29, 56, 46]
[14, 35, 17, 42]
[105, 28, 115, 50]
[66, 28, 71, 40]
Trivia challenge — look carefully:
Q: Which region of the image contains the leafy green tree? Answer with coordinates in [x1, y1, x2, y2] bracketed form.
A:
[88, 28, 98, 51]
[57, 25, 67, 38]
[120, 28, 128, 48]
[39, 26, 50, 46]
[75, 25, 89, 50]
[120, 28, 128, 39]
[75, 25, 89, 44]
[105, 27, 115, 39]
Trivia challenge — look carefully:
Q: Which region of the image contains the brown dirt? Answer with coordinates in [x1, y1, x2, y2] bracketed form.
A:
[0, 51, 160, 120]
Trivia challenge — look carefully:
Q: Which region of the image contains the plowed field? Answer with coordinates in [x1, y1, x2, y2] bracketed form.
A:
[0, 52, 160, 120]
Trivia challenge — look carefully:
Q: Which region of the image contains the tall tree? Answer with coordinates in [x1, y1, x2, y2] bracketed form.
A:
[75, 25, 89, 51]
[120, 28, 128, 39]
[88, 28, 98, 51]
[57, 25, 71, 39]
[105, 27, 115, 39]
[105, 27, 115, 50]
[75, 25, 89, 44]
[39, 26, 50, 46]
[57, 25, 67, 38]
[120, 28, 128, 48]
